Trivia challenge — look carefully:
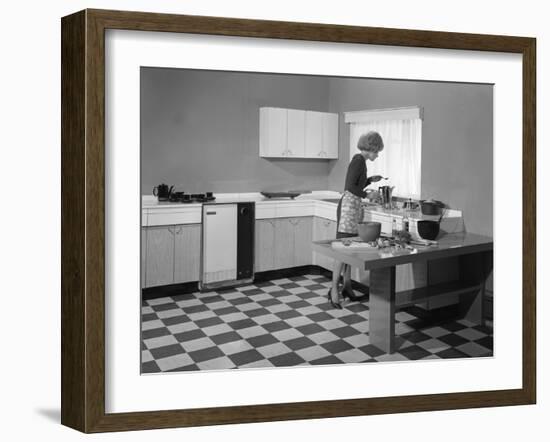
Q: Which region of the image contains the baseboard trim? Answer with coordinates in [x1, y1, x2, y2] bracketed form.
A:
[141, 265, 370, 300]
[142, 281, 199, 301]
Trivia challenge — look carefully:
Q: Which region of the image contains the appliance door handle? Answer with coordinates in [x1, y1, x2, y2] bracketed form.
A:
[205, 211, 217, 215]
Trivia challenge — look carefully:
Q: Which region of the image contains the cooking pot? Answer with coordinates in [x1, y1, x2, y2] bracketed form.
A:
[420, 199, 445, 215]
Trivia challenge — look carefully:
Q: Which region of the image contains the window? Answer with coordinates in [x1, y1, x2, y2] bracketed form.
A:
[344, 106, 422, 199]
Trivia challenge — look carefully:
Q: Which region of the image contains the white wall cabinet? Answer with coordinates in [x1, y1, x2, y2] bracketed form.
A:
[259, 107, 287, 157]
[287, 109, 306, 157]
[322, 112, 339, 158]
[304, 111, 323, 157]
[260, 107, 338, 159]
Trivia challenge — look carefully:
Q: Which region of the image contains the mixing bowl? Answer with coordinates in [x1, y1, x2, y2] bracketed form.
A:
[357, 222, 381, 242]
[416, 220, 440, 240]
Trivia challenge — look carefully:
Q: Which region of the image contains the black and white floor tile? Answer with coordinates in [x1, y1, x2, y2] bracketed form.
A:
[141, 275, 493, 373]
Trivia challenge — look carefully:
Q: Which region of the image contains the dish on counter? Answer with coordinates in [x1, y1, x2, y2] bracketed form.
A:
[260, 191, 301, 199]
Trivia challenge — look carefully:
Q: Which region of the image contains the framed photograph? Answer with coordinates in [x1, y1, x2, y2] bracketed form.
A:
[61, 9, 536, 433]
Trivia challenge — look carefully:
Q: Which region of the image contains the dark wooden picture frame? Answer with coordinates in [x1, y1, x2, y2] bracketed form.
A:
[61, 9, 536, 433]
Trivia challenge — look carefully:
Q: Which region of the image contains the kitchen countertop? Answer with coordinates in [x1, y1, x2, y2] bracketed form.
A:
[142, 191, 341, 207]
[141, 191, 462, 227]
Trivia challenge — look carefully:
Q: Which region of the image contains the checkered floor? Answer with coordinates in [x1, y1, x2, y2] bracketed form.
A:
[141, 274, 493, 373]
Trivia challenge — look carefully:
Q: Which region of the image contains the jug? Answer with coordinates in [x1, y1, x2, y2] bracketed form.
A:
[378, 185, 395, 209]
[153, 183, 174, 201]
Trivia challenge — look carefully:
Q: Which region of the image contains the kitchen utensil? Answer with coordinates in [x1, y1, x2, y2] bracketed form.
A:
[357, 222, 382, 242]
[378, 185, 395, 208]
[416, 220, 440, 240]
[153, 183, 174, 201]
[420, 199, 445, 215]
[169, 191, 185, 202]
[403, 199, 419, 210]
[260, 191, 301, 199]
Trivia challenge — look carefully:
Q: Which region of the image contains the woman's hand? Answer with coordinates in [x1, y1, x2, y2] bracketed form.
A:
[369, 175, 384, 183]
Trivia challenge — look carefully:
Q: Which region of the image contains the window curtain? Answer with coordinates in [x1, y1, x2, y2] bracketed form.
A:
[348, 114, 422, 199]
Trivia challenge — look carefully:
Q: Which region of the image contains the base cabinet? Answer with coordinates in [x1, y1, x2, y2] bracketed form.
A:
[293, 217, 313, 266]
[142, 224, 201, 288]
[174, 224, 201, 284]
[254, 219, 276, 272]
[141, 228, 147, 288]
[255, 217, 313, 272]
[312, 217, 337, 270]
[145, 226, 175, 288]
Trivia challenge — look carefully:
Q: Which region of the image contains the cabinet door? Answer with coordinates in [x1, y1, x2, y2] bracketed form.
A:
[141, 228, 147, 289]
[304, 111, 323, 157]
[286, 109, 305, 157]
[314, 217, 336, 270]
[145, 226, 175, 288]
[323, 113, 339, 159]
[273, 218, 295, 269]
[292, 217, 313, 266]
[259, 107, 287, 157]
[255, 219, 276, 272]
[174, 224, 201, 284]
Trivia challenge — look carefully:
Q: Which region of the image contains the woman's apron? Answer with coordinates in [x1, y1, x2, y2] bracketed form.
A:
[337, 190, 364, 234]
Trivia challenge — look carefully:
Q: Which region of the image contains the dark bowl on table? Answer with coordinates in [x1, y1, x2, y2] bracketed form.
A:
[416, 220, 440, 240]
[357, 222, 381, 242]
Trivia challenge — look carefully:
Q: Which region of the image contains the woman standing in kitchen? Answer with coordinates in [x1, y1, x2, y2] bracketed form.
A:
[328, 131, 384, 309]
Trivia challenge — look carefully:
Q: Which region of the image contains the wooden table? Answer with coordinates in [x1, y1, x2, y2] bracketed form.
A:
[312, 232, 493, 354]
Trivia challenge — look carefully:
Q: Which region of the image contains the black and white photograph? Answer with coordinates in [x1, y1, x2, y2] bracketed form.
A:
[140, 67, 494, 374]
[3, 0, 544, 438]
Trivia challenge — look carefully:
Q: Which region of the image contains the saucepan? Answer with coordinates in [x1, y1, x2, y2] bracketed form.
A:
[420, 199, 445, 215]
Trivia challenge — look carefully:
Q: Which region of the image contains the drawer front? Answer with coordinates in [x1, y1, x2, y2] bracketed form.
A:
[146, 208, 201, 226]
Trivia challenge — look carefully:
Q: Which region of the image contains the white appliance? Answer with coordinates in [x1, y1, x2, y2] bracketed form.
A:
[200, 202, 255, 290]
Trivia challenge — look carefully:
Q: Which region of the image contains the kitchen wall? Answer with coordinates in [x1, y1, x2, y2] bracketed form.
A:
[142, 68, 493, 237]
[327, 78, 493, 236]
[141, 68, 331, 195]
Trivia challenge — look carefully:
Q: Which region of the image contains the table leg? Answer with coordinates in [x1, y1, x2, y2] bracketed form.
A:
[369, 266, 396, 353]
[459, 251, 493, 325]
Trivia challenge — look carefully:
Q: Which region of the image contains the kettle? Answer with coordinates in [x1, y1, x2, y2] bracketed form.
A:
[153, 183, 174, 201]
[378, 185, 395, 209]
